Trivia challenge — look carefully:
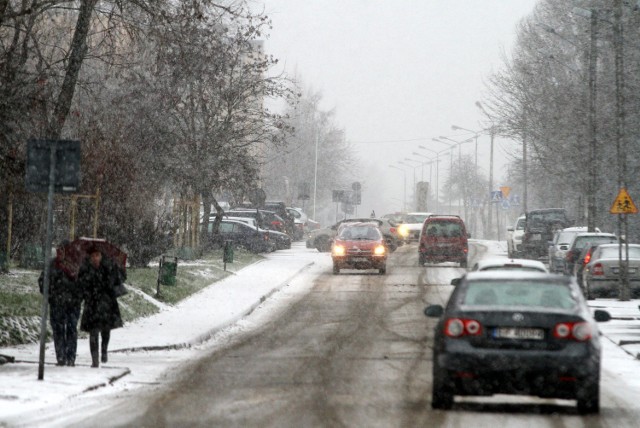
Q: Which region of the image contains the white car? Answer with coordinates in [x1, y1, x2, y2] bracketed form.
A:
[471, 257, 548, 273]
[506, 215, 525, 258]
[397, 212, 432, 242]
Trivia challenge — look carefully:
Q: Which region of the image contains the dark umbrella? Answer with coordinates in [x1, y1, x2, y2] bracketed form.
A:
[60, 238, 127, 279]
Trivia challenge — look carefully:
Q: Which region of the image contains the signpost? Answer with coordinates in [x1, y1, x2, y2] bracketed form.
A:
[26, 139, 80, 380]
[609, 188, 638, 301]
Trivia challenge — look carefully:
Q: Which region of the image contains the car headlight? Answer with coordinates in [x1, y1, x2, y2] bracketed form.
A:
[398, 224, 409, 237]
[374, 245, 386, 256]
[332, 245, 346, 256]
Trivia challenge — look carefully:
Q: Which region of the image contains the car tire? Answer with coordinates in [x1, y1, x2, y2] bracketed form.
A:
[459, 259, 467, 268]
[379, 265, 386, 275]
[419, 253, 426, 266]
[385, 236, 398, 252]
[431, 369, 454, 410]
[576, 379, 599, 414]
[333, 263, 340, 275]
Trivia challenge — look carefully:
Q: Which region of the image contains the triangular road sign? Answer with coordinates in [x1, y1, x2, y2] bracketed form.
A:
[500, 186, 511, 199]
[610, 188, 638, 214]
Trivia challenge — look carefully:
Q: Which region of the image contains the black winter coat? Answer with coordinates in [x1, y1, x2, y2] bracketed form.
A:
[78, 257, 123, 332]
[39, 260, 82, 308]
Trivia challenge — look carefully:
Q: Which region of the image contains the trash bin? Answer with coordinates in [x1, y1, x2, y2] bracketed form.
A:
[223, 240, 234, 264]
[159, 256, 178, 286]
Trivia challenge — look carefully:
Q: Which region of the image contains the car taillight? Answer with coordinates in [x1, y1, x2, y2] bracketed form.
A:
[553, 322, 591, 341]
[390, 227, 396, 234]
[272, 221, 282, 228]
[591, 263, 604, 276]
[444, 318, 482, 337]
[583, 250, 592, 265]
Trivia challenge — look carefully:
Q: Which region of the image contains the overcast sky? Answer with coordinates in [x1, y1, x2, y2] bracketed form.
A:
[259, 0, 539, 220]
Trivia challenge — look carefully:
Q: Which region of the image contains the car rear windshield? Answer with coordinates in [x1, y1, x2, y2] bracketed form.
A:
[462, 281, 576, 309]
[598, 246, 640, 259]
[425, 221, 463, 237]
[574, 235, 617, 250]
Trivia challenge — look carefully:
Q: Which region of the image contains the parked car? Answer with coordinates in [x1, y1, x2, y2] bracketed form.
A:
[583, 243, 640, 299]
[286, 207, 308, 241]
[418, 215, 469, 267]
[207, 219, 274, 253]
[506, 215, 526, 258]
[264, 201, 296, 236]
[521, 208, 572, 260]
[331, 222, 387, 274]
[307, 217, 399, 253]
[564, 233, 618, 276]
[424, 271, 611, 413]
[548, 227, 599, 273]
[396, 212, 432, 242]
[226, 209, 268, 230]
[471, 257, 548, 273]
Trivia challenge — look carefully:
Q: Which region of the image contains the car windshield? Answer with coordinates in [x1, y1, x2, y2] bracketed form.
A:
[598, 246, 640, 259]
[339, 226, 381, 240]
[529, 211, 566, 223]
[409, 214, 430, 223]
[462, 281, 576, 309]
[426, 222, 463, 237]
[574, 235, 617, 250]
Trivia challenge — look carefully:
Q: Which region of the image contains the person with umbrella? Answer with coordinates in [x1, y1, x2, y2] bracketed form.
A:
[78, 245, 123, 368]
[38, 240, 83, 366]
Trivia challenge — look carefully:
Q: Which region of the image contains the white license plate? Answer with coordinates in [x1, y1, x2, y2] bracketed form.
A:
[494, 327, 544, 340]
[351, 257, 369, 262]
[530, 234, 541, 241]
[613, 267, 637, 274]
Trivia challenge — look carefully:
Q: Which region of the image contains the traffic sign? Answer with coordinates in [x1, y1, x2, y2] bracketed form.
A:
[610, 188, 638, 214]
[490, 191, 503, 203]
[500, 186, 511, 199]
[25, 139, 80, 193]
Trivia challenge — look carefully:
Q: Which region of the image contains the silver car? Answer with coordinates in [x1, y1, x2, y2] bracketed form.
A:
[583, 243, 640, 299]
[548, 227, 598, 273]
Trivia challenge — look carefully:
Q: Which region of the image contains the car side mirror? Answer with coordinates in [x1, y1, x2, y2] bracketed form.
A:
[507, 227, 514, 232]
[424, 304, 444, 318]
[450, 277, 461, 286]
[593, 309, 611, 322]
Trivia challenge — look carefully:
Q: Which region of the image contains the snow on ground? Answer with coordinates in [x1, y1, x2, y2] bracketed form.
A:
[2, 240, 640, 427]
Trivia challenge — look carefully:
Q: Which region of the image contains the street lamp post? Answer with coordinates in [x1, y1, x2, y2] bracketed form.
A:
[388, 165, 407, 212]
[476, 101, 497, 240]
[432, 138, 456, 213]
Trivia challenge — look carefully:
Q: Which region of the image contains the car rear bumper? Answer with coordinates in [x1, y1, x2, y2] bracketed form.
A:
[587, 277, 640, 296]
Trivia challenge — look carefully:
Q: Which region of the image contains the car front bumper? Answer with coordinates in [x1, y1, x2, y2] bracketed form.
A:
[332, 255, 386, 269]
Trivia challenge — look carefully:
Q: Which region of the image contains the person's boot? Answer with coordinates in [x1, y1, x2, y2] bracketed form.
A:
[89, 335, 99, 368]
[101, 349, 108, 363]
[101, 330, 110, 363]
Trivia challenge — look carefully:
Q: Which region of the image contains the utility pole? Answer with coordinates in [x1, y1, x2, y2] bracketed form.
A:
[587, 9, 598, 233]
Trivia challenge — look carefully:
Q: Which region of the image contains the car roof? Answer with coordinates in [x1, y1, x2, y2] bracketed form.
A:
[464, 270, 570, 283]
[473, 257, 548, 272]
[341, 221, 381, 228]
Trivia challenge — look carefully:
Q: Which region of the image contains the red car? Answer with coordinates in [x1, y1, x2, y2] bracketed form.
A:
[331, 222, 387, 275]
[418, 215, 469, 267]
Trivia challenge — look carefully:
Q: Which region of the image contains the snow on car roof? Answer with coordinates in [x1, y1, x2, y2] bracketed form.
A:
[473, 257, 548, 273]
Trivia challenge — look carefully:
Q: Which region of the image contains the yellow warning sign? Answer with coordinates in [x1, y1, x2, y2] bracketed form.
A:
[610, 188, 638, 214]
[500, 186, 511, 199]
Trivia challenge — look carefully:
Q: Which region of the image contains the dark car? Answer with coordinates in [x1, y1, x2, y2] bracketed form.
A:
[226, 209, 268, 230]
[564, 233, 618, 276]
[331, 222, 387, 274]
[424, 271, 610, 413]
[264, 201, 296, 236]
[521, 208, 571, 260]
[207, 219, 274, 253]
[418, 215, 469, 267]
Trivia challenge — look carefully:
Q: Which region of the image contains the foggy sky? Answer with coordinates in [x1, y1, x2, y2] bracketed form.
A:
[261, 0, 539, 220]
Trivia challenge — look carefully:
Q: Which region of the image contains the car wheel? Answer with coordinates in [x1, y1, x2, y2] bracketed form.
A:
[419, 253, 426, 266]
[379, 265, 386, 275]
[333, 263, 340, 275]
[459, 259, 467, 268]
[431, 369, 454, 410]
[576, 379, 599, 414]
[385, 236, 398, 252]
[316, 236, 331, 252]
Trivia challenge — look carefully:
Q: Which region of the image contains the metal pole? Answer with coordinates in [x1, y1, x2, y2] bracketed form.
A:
[488, 130, 494, 239]
[38, 141, 57, 380]
[313, 133, 318, 220]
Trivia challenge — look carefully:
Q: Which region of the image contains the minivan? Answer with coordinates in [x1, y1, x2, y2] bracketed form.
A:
[418, 215, 469, 267]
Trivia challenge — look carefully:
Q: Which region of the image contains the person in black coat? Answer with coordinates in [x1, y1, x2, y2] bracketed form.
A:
[77, 246, 123, 368]
[39, 241, 83, 366]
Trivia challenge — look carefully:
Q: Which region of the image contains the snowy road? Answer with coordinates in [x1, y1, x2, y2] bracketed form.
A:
[58, 243, 640, 427]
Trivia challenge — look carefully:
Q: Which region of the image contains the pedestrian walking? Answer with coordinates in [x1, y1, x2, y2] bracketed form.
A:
[38, 240, 83, 366]
[78, 246, 123, 368]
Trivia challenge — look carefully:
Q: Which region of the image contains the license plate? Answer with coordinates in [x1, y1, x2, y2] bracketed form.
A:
[612, 267, 636, 274]
[351, 257, 368, 262]
[494, 327, 544, 340]
[530, 234, 541, 241]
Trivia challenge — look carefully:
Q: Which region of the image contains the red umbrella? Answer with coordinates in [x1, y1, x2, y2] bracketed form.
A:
[60, 238, 127, 279]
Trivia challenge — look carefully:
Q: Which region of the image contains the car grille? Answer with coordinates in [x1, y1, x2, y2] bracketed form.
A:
[346, 248, 373, 256]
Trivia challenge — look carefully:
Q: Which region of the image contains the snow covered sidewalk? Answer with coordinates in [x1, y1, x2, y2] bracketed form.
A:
[0, 246, 317, 422]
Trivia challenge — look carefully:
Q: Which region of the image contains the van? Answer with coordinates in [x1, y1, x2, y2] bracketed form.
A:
[418, 215, 469, 267]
